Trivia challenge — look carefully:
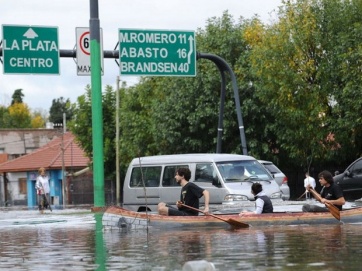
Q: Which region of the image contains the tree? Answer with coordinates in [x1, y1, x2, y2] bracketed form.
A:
[0, 106, 7, 127]
[69, 85, 116, 179]
[31, 108, 48, 128]
[248, 0, 362, 168]
[118, 12, 263, 160]
[31, 113, 46, 128]
[11, 89, 24, 105]
[48, 97, 74, 124]
[7, 102, 32, 128]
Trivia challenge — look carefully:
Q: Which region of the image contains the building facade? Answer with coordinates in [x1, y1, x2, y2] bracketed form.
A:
[0, 130, 90, 208]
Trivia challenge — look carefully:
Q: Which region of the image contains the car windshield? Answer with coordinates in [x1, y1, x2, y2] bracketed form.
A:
[263, 163, 282, 174]
[216, 160, 273, 182]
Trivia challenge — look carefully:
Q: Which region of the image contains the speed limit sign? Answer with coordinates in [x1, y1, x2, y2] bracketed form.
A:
[76, 27, 104, 76]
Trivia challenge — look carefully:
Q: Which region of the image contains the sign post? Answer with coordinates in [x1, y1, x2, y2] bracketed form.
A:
[118, 29, 196, 76]
[76, 27, 104, 76]
[2, 25, 59, 74]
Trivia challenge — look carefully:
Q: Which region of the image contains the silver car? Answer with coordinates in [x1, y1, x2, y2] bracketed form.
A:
[258, 160, 290, 200]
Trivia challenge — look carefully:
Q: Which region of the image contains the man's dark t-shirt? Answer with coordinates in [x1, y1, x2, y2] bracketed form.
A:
[178, 182, 205, 215]
[320, 183, 344, 210]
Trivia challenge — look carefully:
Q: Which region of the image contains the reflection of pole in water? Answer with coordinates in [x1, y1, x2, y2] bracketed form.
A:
[95, 213, 106, 271]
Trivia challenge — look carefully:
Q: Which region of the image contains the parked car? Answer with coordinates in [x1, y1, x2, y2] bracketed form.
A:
[258, 160, 290, 200]
[334, 157, 362, 201]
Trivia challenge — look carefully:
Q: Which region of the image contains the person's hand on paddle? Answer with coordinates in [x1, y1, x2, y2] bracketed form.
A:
[203, 206, 209, 214]
[320, 198, 330, 204]
[176, 201, 183, 208]
[239, 211, 254, 216]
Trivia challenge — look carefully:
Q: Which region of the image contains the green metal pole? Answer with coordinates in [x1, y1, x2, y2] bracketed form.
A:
[116, 76, 120, 205]
[89, 0, 105, 207]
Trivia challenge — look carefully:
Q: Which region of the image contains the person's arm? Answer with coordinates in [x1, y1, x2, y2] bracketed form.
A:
[254, 198, 264, 214]
[322, 197, 346, 206]
[239, 198, 264, 216]
[35, 178, 42, 190]
[321, 185, 345, 206]
[202, 190, 210, 213]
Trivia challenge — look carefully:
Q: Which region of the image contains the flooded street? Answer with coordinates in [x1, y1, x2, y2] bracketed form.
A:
[1, 209, 362, 270]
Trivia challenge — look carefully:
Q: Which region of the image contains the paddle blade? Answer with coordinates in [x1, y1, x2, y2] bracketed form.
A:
[227, 218, 250, 228]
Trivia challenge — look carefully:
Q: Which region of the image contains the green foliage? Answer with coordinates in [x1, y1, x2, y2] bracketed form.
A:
[249, 0, 362, 168]
[0, 106, 8, 127]
[117, 12, 259, 162]
[48, 97, 74, 124]
[7, 103, 32, 128]
[70, 2, 362, 179]
[68, 85, 116, 179]
[11, 89, 24, 105]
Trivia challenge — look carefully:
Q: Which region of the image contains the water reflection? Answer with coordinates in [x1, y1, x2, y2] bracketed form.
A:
[1, 213, 362, 270]
[0, 226, 97, 271]
[103, 224, 362, 270]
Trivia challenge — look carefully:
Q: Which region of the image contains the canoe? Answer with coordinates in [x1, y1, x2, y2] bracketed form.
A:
[102, 205, 362, 230]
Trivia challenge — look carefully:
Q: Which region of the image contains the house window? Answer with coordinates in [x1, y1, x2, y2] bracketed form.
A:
[19, 178, 27, 194]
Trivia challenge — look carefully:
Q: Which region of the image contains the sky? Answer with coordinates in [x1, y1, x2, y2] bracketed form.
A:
[0, 0, 282, 112]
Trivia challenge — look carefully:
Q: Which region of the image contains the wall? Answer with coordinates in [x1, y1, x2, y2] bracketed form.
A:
[3, 172, 27, 206]
[0, 129, 60, 156]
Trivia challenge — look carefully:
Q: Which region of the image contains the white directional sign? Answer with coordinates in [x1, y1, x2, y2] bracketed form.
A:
[2, 25, 59, 74]
[76, 27, 104, 76]
[118, 29, 196, 76]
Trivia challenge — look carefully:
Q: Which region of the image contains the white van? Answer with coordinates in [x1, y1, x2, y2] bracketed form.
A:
[122, 153, 282, 212]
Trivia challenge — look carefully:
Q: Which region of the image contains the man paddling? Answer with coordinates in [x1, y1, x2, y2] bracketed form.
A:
[302, 170, 345, 212]
[158, 167, 210, 216]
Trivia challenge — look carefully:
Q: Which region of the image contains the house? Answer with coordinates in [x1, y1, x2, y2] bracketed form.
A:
[0, 131, 90, 208]
[0, 128, 60, 158]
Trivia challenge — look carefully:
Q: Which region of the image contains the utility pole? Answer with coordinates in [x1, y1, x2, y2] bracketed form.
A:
[89, 0, 105, 207]
[62, 112, 66, 207]
[116, 76, 120, 205]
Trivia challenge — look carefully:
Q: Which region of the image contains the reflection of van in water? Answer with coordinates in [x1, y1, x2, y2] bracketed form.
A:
[123, 154, 282, 212]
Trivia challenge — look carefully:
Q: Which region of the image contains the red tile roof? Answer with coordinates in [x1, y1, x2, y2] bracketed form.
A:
[0, 132, 90, 172]
[0, 154, 7, 164]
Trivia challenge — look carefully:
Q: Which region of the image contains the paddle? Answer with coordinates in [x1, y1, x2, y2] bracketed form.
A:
[179, 203, 249, 228]
[308, 188, 340, 220]
[297, 191, 307, 200]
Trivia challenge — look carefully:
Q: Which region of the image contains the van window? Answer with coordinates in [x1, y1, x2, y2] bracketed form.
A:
[162, 165, 188, 187]
[195, 163, 216, 183]
[216, 160, 272, 182]
[130, 166, 162, 187]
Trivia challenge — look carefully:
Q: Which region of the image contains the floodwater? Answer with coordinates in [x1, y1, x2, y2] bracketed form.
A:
[1, 209, 362, 271]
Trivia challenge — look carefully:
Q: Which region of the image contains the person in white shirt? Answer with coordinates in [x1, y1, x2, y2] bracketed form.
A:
[304, 172, 316, 199]
[239, 183, 273, 215]
[35, 167, 50, 214]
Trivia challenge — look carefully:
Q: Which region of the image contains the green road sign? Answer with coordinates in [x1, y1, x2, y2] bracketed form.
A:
[119, 29, 196, 76]
[2, 25, 60, 74]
